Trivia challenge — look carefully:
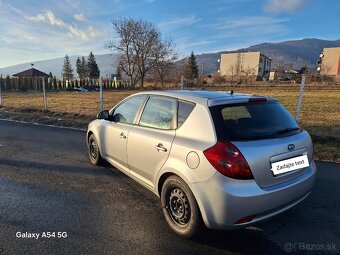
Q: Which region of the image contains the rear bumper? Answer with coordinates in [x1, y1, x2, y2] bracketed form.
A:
[189, 160, 317, 229]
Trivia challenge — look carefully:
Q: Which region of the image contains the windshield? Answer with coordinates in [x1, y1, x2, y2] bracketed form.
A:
[210, 101, 301, 141]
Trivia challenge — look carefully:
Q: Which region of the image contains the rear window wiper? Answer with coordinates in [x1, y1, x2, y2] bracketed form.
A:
[277, 127, 301, 135]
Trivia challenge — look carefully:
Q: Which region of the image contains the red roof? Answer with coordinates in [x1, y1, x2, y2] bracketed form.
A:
[13, 68, 50, 77]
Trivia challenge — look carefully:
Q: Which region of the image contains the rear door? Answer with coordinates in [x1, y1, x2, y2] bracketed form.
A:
[127, 96, 177, 189]
[209, 100, 313, 188]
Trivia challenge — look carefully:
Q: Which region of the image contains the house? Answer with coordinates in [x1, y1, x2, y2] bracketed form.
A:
[269, 68, 301, 81]
[317, 47, 340, 78]
[219, 52, 271, 81]
[12, 67, 51, 91]
[269, 69, 278, 81]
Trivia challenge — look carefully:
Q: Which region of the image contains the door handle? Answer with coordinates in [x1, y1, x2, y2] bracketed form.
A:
[155, 143, 167, 152]
[120, 132, 127, 139]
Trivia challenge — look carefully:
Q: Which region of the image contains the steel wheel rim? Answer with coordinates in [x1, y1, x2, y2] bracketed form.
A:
[89, 139, 98, 160]
[167, 188, 190, 226]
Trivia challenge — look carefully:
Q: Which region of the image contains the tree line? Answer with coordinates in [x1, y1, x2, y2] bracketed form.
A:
[62, 52, 100, 85]
[0, 74, 131, 92]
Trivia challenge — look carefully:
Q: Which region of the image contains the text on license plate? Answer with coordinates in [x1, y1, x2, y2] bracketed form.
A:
[271, 155, 309, 176]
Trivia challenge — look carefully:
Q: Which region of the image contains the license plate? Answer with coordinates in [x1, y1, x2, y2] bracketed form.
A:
[271, 155, 309, 176]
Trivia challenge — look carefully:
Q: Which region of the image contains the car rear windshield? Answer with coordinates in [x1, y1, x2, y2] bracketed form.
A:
[209, 101, 301, 141]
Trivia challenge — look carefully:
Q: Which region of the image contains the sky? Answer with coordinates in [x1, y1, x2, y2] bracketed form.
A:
[0, 0, 339, 68]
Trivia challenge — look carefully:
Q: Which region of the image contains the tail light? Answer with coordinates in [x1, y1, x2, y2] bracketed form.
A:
[203, 141, 253, 180]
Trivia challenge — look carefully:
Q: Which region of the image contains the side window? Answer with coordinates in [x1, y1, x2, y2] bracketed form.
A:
[177, 101, 195, 128]
[113, 96, 146, 124]
[139, 97, 177, 130]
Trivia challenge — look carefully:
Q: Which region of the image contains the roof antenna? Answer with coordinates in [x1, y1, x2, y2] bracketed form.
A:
[229, 81, 242, 95]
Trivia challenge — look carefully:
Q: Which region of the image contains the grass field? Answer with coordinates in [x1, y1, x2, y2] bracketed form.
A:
[0, 84, 339, 162]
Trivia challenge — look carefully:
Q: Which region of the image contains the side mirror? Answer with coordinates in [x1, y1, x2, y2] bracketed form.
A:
[112, 113, 126, 123]
[97, 110, 109, 120]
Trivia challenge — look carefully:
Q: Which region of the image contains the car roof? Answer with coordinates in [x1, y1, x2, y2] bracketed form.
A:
[135, 90, 274, 106]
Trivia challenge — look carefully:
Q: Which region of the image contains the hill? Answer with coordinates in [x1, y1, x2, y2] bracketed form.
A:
[1, 38, 340, 77]
[195, 38, 340, 74]
[0, 54, 119, 78]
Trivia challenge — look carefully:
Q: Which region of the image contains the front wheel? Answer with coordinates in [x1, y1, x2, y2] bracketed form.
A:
[161, 175, 202, 238]
[88, 134, 103, 165]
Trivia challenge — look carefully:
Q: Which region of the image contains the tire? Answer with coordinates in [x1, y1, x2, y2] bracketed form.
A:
[88, 134, 103, 166]
[161, 175, 202, 238]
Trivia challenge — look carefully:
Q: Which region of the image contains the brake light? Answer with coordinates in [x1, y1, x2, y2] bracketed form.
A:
[203, 142, 253, 180]
[248, 98, 266, 102]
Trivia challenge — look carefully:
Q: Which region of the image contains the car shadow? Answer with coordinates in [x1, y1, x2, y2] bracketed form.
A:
[0, 157, 126, 178]
[184, 215, 289, 255]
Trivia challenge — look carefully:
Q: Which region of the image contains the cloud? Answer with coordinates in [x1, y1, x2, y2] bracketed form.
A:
[158, 15, 202, 32]
[264, 0, 307, 13]
[26, 10, 64, 25]
[25, 10, 101, 40]
[178, 39, 218, 49]
[215, 16, 289, 30]
[189, 15, 290, 54]
[74, 13, 86, 21]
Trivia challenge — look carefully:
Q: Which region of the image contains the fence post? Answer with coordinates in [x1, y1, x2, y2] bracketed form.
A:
[295, 74, 305, 122]
[42, 78, 47, 110]
[180, 75, 184, 90]
[0, 77, 2, 107]
[100, 77, 103, 112]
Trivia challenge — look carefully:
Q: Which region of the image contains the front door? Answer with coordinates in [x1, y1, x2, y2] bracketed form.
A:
[103, 122, 133, 172]
[102, 95, 147, 172]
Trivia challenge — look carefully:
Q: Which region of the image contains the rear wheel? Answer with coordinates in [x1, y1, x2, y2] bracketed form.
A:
[161, 175, 202, 238]
[88, 134, 103, 165]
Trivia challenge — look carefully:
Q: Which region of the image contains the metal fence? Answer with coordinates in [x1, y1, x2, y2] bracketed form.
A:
[0, 76, 130, 92]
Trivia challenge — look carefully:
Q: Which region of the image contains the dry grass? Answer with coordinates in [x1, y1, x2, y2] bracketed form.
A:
[0, 84, 339, 162]
[234, 86, 340, 139]
[1, 90, 134, 117]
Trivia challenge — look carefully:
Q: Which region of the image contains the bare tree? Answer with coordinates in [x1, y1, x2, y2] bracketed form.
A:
[227, 64, 238, 83]
[241, 65, 257, 84]
[276, 62, 284, 81]
[153, 39, 177, 87]
[320, 63, 332, 82]
[108, 19, 138, 88]
[107, 18, 174, 88]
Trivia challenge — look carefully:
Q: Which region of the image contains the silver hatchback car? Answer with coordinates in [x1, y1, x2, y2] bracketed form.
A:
[87, 90, 316, 238]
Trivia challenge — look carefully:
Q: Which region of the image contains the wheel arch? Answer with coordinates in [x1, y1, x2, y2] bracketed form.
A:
[87, 130, 94, 144]
[87, 128, 104, 157]
[157, 172, 175, 197]
[156, 171, 209, 229]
